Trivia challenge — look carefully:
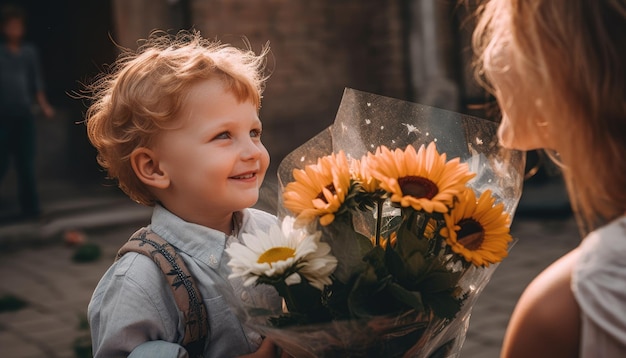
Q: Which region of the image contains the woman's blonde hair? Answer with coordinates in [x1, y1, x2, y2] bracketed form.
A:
[473, 0, 626, 234]
[85, 30, 269, 206]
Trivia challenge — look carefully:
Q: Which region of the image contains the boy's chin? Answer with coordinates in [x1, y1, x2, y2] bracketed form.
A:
[236, 194, 261, 210]
[250, 190, 278, 211]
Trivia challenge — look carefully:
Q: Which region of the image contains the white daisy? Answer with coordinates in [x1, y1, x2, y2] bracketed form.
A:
[226, 217, 337, 291]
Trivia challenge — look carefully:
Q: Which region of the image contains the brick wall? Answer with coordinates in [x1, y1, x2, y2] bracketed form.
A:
[189, 0, 410, 163]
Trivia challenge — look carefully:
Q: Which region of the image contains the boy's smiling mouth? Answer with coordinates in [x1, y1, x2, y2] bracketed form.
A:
[230, 172, 256, 180]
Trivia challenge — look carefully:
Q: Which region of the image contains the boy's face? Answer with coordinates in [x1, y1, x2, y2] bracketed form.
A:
[152, 78, 269, 224]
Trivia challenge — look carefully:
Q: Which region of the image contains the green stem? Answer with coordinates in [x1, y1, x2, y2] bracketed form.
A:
[277, 281, 299, 313]
[375, 198, 385, 246]
[417, 212, 430, 239]
[401, 207, 415, 231]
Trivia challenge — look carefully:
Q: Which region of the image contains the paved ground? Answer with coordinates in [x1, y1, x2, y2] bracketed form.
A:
[0, 171, 579, 357]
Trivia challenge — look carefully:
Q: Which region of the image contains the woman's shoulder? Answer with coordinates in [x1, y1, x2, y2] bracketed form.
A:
[502, 248, 581, 357]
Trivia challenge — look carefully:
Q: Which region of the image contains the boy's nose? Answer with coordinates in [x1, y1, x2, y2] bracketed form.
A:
[240, 138, 263, 160]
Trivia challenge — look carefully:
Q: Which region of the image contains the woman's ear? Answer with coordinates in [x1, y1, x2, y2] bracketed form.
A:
[130, 147, 170, 189]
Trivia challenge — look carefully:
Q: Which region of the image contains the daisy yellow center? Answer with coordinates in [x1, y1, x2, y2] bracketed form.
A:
[456, 218, 485, 250]
[257, 247, 296, 265]
[315, 183, 336, 204]
[398, 176, 439, 199]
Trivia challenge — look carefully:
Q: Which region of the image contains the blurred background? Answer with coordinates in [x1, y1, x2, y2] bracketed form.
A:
[0, 1, 575, 357]
[0, 0, 491, 195]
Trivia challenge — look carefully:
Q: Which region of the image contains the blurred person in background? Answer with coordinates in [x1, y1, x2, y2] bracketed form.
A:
[0, 3, 54, 220]
[473, 0, 626, 356]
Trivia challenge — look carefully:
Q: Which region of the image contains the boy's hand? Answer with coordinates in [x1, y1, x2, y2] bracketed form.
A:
[237, 338, 292, 357]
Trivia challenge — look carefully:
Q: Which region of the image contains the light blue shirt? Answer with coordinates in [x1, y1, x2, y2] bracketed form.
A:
[88, 205, 282, 357]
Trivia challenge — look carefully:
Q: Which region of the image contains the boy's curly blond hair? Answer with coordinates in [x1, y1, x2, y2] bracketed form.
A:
[85, 30, 269, 206]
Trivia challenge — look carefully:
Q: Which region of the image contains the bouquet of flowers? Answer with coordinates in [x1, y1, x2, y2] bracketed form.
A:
[226, 89, 525, 357]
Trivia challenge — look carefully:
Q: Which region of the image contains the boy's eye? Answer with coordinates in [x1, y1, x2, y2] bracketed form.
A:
[250, 129, 262, 138]
[215, 131, 231, 140]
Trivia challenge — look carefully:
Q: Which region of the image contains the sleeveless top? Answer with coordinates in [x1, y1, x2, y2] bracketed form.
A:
[572, 215, 626, 357]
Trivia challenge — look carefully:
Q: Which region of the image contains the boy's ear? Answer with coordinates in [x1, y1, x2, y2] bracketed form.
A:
[130, 147, 170, 189]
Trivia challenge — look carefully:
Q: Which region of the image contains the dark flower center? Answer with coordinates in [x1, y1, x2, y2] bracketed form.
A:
[398, 176, 438, 199]
[456, 218, 485, 250]
[316, 183, 336, 204]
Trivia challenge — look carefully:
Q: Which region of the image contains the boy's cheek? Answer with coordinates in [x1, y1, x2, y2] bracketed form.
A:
[261, 147, 271, 171]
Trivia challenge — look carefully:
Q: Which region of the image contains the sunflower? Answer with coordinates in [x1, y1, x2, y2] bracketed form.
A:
[283, 151, 352, 227]
[226, 217, 337, 290]
[370, 232, 397, 249]
[440, 189, 512, 266]
[351, 156, 380, 193]
[367, 142, 475, 213]
[423, 217, 438, 240]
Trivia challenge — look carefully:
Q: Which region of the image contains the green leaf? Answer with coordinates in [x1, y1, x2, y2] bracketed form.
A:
[386, 282, 426, 313]
[364, 246, 387, 278]
[423, 292, 463, 320]
[395, 212, 429, 262]
[404, 250, 428, 279]
[347, 265, 381, 318]
[274, 280, 329, 321]
[351, 183, 385, 211]
[72, 243, 102, 263]
[418, 269, 463, 294]
[323, 280, 352, 319]
[384, 244, 406, 280]
[322, 216, 373, 283]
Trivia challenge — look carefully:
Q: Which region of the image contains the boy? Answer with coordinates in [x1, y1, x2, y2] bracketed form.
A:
[86, 31, 282, 357]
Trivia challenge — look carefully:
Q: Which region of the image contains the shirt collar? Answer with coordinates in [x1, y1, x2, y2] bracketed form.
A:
[149, 204, 246, 270]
